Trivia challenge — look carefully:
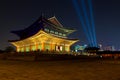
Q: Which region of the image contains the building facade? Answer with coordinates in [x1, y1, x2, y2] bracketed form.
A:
[9, 16, 79, 52]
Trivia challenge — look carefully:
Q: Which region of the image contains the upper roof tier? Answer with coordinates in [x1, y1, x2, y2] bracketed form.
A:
[48, 16, 63, 27]
[11, 16, 76, 39]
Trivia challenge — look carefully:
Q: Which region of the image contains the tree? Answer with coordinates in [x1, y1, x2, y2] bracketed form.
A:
[4, 46, 15, 52]
[0, 49, 4, 53]
[84, 47, 100, 53]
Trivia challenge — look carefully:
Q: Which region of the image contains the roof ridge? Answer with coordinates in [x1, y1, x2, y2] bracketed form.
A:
[48, 16, 63, 27]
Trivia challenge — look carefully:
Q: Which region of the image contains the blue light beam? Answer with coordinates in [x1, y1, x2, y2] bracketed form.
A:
[88, 0, 97, 46]
[81, 0, 94, 46]
[72, 0, 91, 43]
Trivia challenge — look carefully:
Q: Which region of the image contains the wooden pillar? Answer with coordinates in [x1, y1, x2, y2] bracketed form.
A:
[63, 44, 65, 52]
[20, 47, 21, 52]
[68, 46, 70, 52]
[52, 43, 56, 51]
[50, 43, 52, 51]
[16, 47, 20, 52]
[24, 46, 26, 52]
[36, 43, 38, 51]
[30, 45, 32, 52]
[42, 42, 44, 51]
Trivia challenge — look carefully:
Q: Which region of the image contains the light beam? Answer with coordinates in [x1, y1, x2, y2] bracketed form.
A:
[72, 0, 97, 47]
[72, 0, 91, 43]
[88, 0, 97, 47]
[81, 0, 94, 46]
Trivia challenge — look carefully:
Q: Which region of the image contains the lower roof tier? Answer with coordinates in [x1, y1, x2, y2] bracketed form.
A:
[9, 30, 79, 47]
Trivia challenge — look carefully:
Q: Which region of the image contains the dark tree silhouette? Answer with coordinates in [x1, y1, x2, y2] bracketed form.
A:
[84, 47, 100, 53]
[4, 46, 15, 52]
[0, 49, 4, 53]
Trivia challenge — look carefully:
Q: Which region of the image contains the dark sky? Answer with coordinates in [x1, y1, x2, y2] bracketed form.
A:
[1, 0, 120, 50]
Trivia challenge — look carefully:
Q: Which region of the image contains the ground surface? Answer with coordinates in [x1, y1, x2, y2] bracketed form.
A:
[0, 59, 120, 80]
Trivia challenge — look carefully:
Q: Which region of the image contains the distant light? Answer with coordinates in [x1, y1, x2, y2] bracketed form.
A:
[84, 44, 87, 47]
[75, 50, 78, 52]
[100, 56, 102, 58]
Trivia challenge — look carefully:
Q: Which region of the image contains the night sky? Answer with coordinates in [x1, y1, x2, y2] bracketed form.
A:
[1, 0, 120, 50]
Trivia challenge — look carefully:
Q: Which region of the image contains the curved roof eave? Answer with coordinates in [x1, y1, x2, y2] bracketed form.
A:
[10, 30, 79, 44]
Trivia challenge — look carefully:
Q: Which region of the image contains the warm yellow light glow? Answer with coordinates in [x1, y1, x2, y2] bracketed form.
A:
[11, 30, 79, 52]
[26, 46, 30, 52]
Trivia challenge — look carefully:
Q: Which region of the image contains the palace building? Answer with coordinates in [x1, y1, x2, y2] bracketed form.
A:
[9, 16, 79, 52]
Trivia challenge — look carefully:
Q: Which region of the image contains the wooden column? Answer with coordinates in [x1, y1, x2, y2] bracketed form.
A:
[50, 43, 52, 51]
[42, 42, 44, 51]
[30, 45, 32, 52]
[36, 43, 38, 51]
[24, 46, 26, 52]
[52, 43, 56, 51]
[68, 46, 70, 52]
[16, 47, 20, 52]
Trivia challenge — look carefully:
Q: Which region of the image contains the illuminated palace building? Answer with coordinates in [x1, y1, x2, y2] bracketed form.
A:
[9, 16, 78, 52]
